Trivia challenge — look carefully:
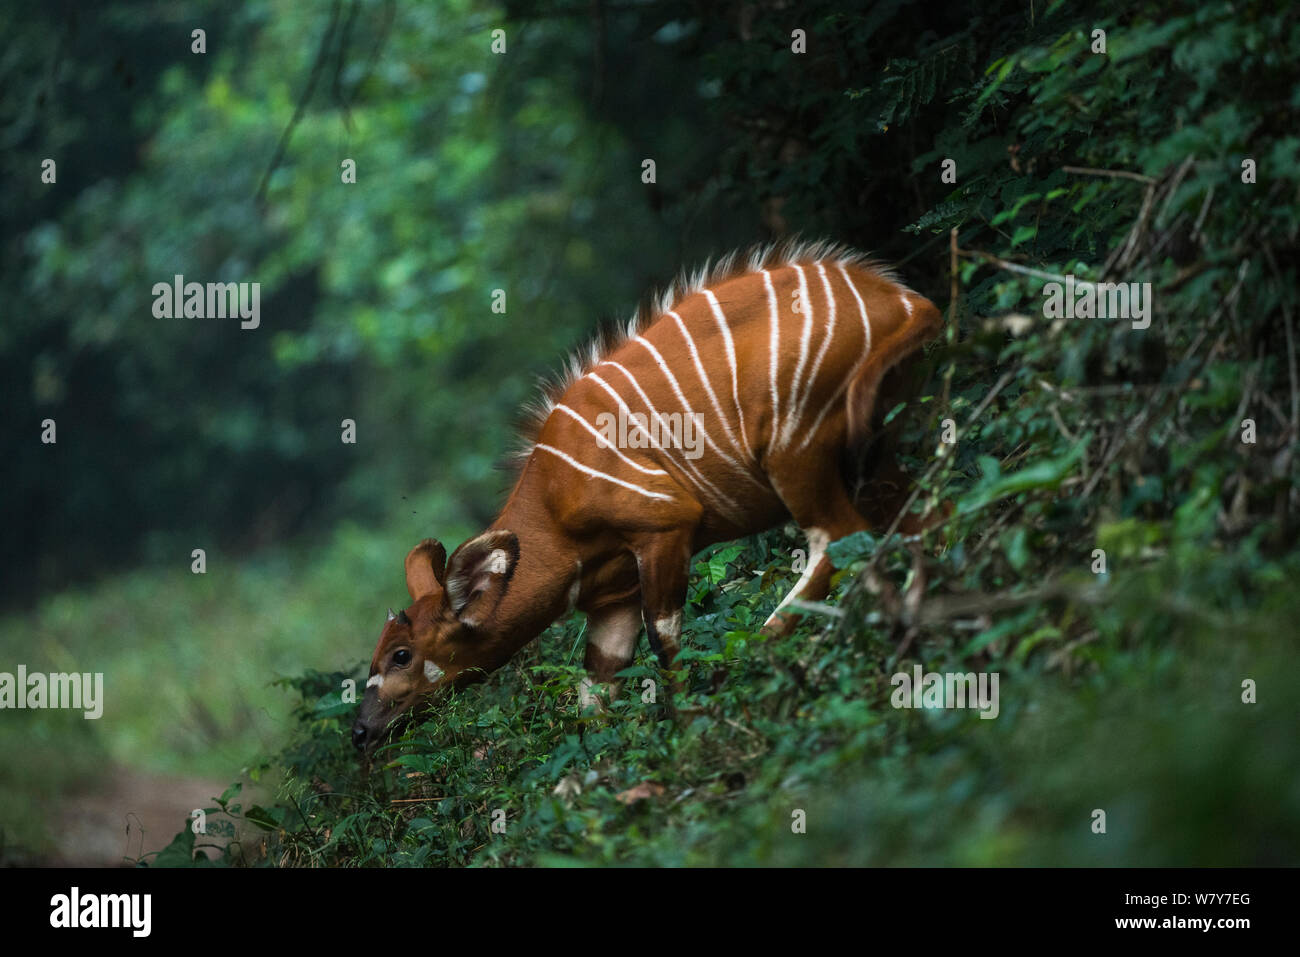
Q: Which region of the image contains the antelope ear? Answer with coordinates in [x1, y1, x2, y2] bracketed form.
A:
[444, 530, 519, 629]
[404, 538, 448, 602]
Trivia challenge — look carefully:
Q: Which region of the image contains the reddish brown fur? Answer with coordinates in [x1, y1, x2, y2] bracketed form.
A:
[352, 241, 943, 752]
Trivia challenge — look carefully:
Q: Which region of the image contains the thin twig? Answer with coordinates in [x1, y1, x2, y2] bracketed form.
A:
[1261, 246, 1298, 541]
[1116, 181, 1156, 272]
[1190, 184, 1216, 242]
[255, 0, 344, 207]
[1061, 165, 1157, 185]
[948, 227, 960, 327]
[332, 0, 360, 130]
[786, 599, 845, 618]
[956, 247, 1072, 285]
[1154, 155, 1196, 229]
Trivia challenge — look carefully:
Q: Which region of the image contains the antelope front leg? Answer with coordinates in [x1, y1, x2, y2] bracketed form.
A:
[632, 531, 692, 714]
[579, 600, 642, 712]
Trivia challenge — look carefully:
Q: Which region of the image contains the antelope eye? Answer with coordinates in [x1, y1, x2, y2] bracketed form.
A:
[393, 649, 412, 666]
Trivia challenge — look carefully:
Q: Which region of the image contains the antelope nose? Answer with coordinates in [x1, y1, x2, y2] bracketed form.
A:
[351, 721, 368, 750]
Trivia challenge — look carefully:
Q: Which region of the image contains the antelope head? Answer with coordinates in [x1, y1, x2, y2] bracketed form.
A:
[351, 532, 519, 756]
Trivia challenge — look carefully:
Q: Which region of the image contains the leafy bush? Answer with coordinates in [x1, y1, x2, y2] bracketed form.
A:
[169, 529, 1298, 867]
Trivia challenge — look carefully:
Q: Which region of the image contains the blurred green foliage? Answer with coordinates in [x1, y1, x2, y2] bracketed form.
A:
[3, 0, 734, 601]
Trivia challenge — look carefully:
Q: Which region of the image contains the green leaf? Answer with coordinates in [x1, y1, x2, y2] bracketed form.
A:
[312, 692, 356, 718]
[828, 530, 879, 569]
[706, 544, 745, 582]
[1002, 527, 1030, 571]
[957, 607, 1040, 659]
[150, 827, 217, 868]
[215, 782, 241, 810]
[1010, 224, 1038, 247]
[958, 437, 1090, 515]
[244, 804, 285, 831]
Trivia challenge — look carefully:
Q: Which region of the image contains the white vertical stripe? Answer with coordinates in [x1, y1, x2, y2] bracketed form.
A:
[796, 264, 874, 450]
[596, 362, 746, 519]
[534, 443, 674, 501]
[632, 335, 766, 491]
[702, 289, 752, 457]
[838, 261, 872, 344]
[764, 269, 782, 449]
[668, 310, 755, 470]
[795, 378, 851, 452]
[555, 403, 667, 476]
[585, 372, 660, 449]
[782, 262, 838, 447]
[776, 264, 815, 452]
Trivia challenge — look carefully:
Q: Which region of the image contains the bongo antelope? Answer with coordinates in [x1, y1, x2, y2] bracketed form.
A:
[353, 239, 943, 753]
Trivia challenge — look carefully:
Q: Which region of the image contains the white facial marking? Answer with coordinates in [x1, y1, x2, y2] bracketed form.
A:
[487, 549, 509, 574]
[424, 659, 443, 683]
[366, 673, 384, 689]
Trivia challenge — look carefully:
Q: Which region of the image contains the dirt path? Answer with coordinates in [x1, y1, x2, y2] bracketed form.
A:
[49, 766, 248, 867]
